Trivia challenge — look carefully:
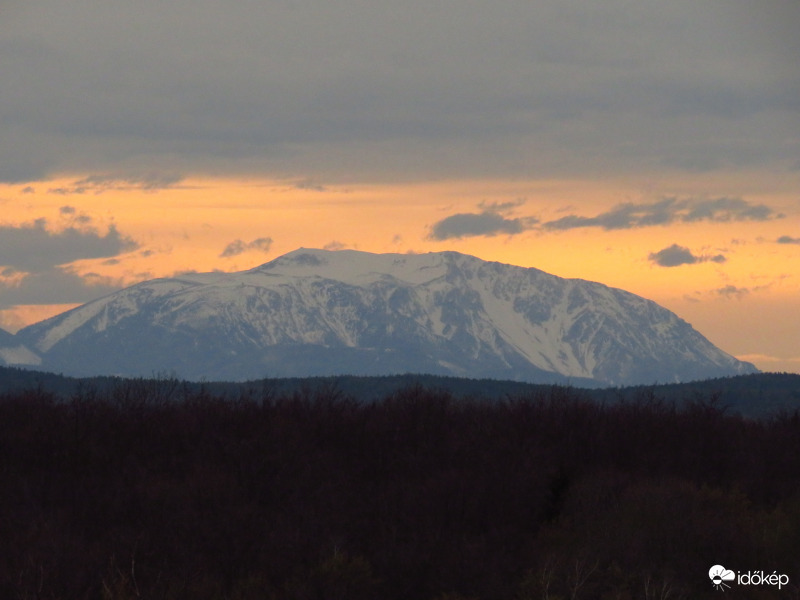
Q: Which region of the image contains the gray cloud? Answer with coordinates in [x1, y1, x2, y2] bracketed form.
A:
[649, 245, 697, 267]
[0, 219, 138, 272]
[0, 215, 132, 308]
[295, 179, 327, 192]
[681, 197, 777, 222]
[712, 280, 774, 300]
[219, 237, 273, 258]
[323, 241, 347, 251]
[546, 197, 780, 231]
[57, 205, 93, 226]
[1, 1, 797, 183]
[429, 211, 536, 240]
[0, 267, 125, 309]
[648, 244, 726, 267]
[777, 235, 800, 244]
[477, 198, 527, 213]
[714, 285, 751, 300]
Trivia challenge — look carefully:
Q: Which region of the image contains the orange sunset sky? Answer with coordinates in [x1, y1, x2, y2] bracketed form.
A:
[1, 1, 799, 373]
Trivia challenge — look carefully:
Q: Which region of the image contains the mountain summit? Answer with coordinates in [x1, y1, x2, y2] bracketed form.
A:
[14, 248, 757, 384]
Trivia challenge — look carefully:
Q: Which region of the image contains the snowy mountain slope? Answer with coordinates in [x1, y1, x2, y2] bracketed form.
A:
[0, 327, 41, 367]
[15, 248, 758, 384]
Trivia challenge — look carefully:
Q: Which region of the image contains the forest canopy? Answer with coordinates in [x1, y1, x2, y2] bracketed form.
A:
[1, 379, 799, 598]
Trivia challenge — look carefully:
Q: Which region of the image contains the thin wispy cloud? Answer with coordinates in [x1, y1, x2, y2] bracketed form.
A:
[738, 353, 800, 366]
[294, 179, 327, 192]
[48, 173, 184, 195]
[476, 198, 527, 213]
[777, 235, 800, 244]
[714, 285, 752, 300]
[712, 282, 772, 300]
[323, 241, 347, 251]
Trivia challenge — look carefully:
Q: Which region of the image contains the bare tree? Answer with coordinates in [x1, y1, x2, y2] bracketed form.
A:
[566, 557, 599, 600]
[643, 573, 686, 600]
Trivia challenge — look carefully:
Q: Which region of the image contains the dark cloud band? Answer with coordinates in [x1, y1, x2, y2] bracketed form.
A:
[0, 220, 138, 272]
[0, 268, 124, 309]
[545, 197, 781, 232]
[1, 2, 796, 183]
[0, 219, 137, 308]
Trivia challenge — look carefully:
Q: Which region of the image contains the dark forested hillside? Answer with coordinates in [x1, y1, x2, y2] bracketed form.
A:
[2, 366, 799, 417]
[2, 381, 799, 599]
[597, 372, 800, 418]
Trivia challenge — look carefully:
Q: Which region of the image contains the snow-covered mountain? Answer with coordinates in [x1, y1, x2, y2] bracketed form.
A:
[0, 327, 41, 367]
[13, 248, 757, 385]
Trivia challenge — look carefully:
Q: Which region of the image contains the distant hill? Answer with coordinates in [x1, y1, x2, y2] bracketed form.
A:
[1, 366, 797, 419]
[596, 372, 800, 418]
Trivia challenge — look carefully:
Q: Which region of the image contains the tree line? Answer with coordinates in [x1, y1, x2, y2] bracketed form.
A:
[1, 380, 799, 599]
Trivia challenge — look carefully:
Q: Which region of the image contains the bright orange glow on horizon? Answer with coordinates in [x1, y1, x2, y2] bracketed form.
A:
[1, 175, 798, 373]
